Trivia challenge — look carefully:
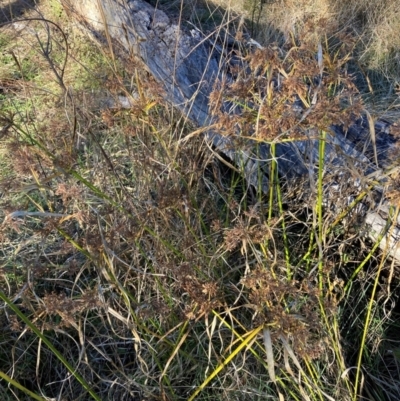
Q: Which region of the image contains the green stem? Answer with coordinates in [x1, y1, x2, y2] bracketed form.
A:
[317, 130, 326, 292]
[0, 370, 47, 401]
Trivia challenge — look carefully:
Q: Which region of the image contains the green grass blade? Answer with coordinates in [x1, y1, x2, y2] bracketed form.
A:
[188, 325, 263, 401]
[353, 206, 400, 400]
[0, 370, 47, 401]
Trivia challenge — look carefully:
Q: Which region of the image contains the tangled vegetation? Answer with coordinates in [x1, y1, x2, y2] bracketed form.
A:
[0, 1, 400, 400]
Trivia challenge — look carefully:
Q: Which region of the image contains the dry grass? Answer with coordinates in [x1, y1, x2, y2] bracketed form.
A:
[212, 0, 400, 93]
[0, 0, 400, 400]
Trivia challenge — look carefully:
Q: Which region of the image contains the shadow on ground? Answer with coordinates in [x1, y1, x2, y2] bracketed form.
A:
[0, 0, 38, 25]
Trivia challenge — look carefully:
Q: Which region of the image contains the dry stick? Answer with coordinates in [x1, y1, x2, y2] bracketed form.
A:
[8, 18, 70, 92]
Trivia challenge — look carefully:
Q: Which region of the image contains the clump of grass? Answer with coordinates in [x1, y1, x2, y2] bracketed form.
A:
[212, 0, 400, 94]
[0, 1, 400, 401]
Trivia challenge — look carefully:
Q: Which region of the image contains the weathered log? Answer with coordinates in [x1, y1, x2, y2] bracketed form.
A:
[60, 0, 400, 261]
